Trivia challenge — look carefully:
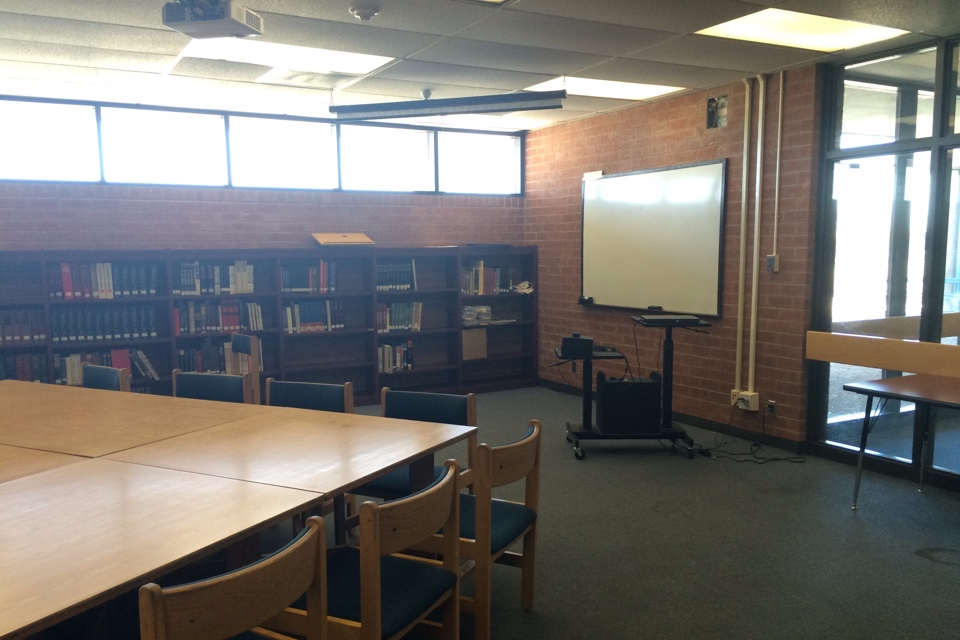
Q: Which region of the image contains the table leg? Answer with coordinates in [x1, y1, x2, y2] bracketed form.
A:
[333, 494, 347, 545]
[918, 405, 930, 493]
[852, 394, 874, 510]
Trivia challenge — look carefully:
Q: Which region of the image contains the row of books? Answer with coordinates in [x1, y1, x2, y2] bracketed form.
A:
[283, 300, 345, 334]
[53, 348, 161, 385]
[51, 305, 160, 344]
[49, 262, 162, 300]
[376, 259, 417, 291]
[281, 261, 338, 293]
[461, 262, 524, 295]
[173, 300, 265, 335]
[172, 260, 256, 296]
[378, 340, 414, 373]
[376, 302, 423, 333]
[0, 309, 46, 345]
[177, 342, 238, 374]
[0, 353, 49, 383]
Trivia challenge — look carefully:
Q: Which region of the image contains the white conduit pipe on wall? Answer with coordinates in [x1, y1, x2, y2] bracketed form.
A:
[734, 78, 752, 394]
[747, 74, 767, 393]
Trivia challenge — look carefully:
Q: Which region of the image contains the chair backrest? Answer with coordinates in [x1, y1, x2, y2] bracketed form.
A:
[81, 362, 131, 392]
[228, 333, 262, 404]
[172, 369, 253, 404]
[139, 516, 326, 640]
[265, 378, 354, 413]
[381, 387, 478, 482]
[476, 419, 541, 505]
[359, 460, 461, 631]
[381, 387, 476, 426]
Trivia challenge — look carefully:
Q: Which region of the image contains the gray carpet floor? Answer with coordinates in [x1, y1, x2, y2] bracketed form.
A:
[370, 385, 960, 640]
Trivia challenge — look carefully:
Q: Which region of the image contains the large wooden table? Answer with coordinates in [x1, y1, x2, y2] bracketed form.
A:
[0, 380, 267, 456]
[0, 443, 84, 482]
[0, 380, 475, 640]
[843, 373, 960, 509]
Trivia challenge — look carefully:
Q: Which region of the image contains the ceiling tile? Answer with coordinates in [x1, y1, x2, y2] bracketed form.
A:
[375, 59, 554, 91]
[578, 58, 750, 91]
[507, 0, 763, 33]
[455, 10, 674, 56]
[627, 35, 827, 73]
[409, 37, 609, 75]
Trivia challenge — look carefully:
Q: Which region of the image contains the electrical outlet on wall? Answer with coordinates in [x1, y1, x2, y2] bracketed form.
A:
[735, 391, 760, 411]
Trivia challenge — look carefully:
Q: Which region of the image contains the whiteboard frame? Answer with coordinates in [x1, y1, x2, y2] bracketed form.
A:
[580, 159, 726, 317]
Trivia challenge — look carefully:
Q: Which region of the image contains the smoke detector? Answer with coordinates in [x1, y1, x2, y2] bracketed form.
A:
[349, 1, 381, 20]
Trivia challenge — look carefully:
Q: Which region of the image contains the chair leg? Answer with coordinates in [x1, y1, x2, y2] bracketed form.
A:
[472, 555, 493, 640]
[520, 528, 537, 611]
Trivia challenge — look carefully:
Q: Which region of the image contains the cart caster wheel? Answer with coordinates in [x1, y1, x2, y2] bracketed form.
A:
[688, 448, 695, 459]
[574, 448, 585, 460]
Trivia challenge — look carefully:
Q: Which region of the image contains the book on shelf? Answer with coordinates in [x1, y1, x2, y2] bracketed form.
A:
[378, 340, 414, 373]
[376, 260, 415, 291]
[3, 353, 49, 383]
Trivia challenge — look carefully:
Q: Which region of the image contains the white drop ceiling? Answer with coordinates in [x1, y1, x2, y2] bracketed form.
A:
[0, 0, 957, 131]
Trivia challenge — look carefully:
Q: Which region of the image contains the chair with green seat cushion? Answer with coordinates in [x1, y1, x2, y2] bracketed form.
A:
[353, 388, 476, 500]
[274, 461, 462, 640]
[172, 369, 252, 403]
[414, 419, 541, 640]
[138, 516, 326, 640]
[265, 378, 354, 413]
[81, 362, 131, 392]
[265, 377, 355, 539]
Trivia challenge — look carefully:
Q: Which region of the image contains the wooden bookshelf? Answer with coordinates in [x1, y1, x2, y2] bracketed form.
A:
[0, 245, 538, 403]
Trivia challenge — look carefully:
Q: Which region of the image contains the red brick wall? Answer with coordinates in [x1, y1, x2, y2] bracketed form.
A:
[0, 67, 821, 442]
[526, 67, 821, 443]
[0, 185, 524, 250]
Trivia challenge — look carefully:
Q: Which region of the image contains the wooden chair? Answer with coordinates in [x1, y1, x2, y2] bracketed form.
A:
[271, 461, 461, 640]
[172, 369, 253, 403]
[353, 388, 477, 500]
[265, 378, 354, 413]
[228, 333, 262, 404]
[139, 516, 327, 640]
[265, 378, 355, 538]
[417, 419, 541, 640]
[81, 362, 131, 392]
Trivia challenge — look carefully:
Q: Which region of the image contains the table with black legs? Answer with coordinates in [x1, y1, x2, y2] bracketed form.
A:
[843, 373, 960, 509]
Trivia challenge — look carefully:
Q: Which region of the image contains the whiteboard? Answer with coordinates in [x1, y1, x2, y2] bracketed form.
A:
[581, 160, 726, 316]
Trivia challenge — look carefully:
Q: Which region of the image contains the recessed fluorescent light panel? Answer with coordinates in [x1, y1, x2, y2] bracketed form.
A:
[696, 8, 908, 53]
[526, 77, 682, 101]
[179, 38, 393, 76]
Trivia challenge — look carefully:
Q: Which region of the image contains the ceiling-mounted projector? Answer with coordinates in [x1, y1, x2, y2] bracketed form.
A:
[163, 0, 263, 38]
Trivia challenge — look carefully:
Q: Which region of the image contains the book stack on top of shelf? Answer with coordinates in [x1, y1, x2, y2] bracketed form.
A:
[462, 305, 492, 326]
